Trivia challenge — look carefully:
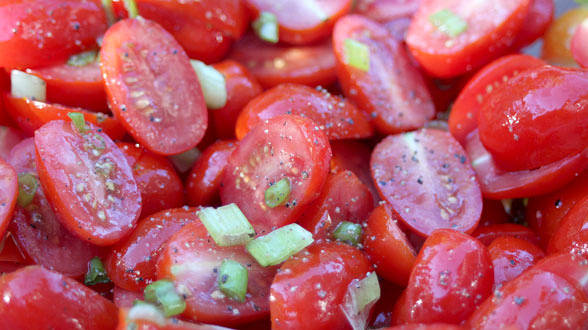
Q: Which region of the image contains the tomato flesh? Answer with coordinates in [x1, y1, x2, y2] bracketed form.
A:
[0, 158, 17, 239]
[488, 236, 545, 287]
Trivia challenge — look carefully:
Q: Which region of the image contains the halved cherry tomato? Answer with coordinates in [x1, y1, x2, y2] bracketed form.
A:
[534, 251, 588, 298]
[8, 138, 103, 277]
[34, 120, 141, 245]
[547, 195, 588, 254]
[236, 84, 373, 140]
[0, 0, 107, 69]
[117, 142, 184, 218]
[571, 18, 588, 68]
[354, 0, 420, 22]
[270, 241, 373, 329]
[3, 94, 126, 140]
[230, 34, 337, 88]
[221, 115, 331, 235]
[117, 307, 229, 330]
[448, 54, 546, 145]
[510, 0, 554, 50]
[330, 140, 379, 204]
[542, 6, 588, 66]
[384, 325, 463, 330]
[0, 266, 118, 329]
[157, 221, 276, 326]
[0, 126, 24, 160]
[210, 60, 263, 140]
[406, 0, 531, 78]
[488, 236, 545, 287]
[363, 203, 416, 286]
[473, 223, 540, 246]
[245, 0, 353, 45]
[392, 229, 493, 325]
[478, 65, 588, 172]
[382, 16, 413, 41]
[478, 199, 509, 227]
[371, 129, 482, 237]
[0, 158, 17, 238]
[113, 286, 142, 309]
[100, 18, 207, 155]
[106, 207, 198, 292]
[334, 15, 435, 134]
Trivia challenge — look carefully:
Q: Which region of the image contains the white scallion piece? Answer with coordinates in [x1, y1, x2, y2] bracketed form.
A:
[11, 70, 46, 102]
[341, 271, 381, 330]
[246, 223, 313, 267]
[198, 204, 256, 247]
[190, 59, 227, 110]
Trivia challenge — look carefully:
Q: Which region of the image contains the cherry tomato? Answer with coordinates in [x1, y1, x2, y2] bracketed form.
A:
[354, 0, 420, 22]
[542, 6, 588, 66]
[511, 0, 554, 50]
[236, 84, 373, 140]
[0, 126, 24, 160]
[0, 233, 28, 265]
[571, 18, 588, 68]
[270, 241, 373, 329]
[0, 158, 17, 238]
[157, 221, 276, 326]
[0, 266, 118, 329]
[245, 0, 353, 45]
[534, 251, 588, 298]
[113, 286, 142, 308]
[488, 236, 544, 287]
[478, 65, 588, 172]
[478, 199, 509, 227]
[34, 120, 141, 245]
[230, 34, 337, 88]
[371, 129, 482, 237]
[333, 15, 435, 134]
[473, 223, 540, 246]
[363, 203, 416, 286]
[384, 325, 463, 330]
[117, 307, 228, 330]
[100, 18, 207, 155]
[547, 195, 588, 254]
[221, 115, 331, 235]
[392, 229, 493, 325]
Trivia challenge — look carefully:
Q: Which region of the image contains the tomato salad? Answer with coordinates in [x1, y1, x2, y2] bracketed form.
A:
[0, 0, 587, 329]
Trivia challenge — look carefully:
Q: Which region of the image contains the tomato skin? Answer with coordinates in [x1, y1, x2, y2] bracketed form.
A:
[113, 286, 142, 308]
[510, 0, 554, 50]
[478, 66, 588, 172]
[363, 204, 416, 286]
[236, 84, 373, 141]
[406, 0, 531, 78]
[384, 325, 463, 330]
[0, 158, 17, 238]
[0, 0, 106, 69]
[534, 252, 588, 298]
[542, 7, 588, 67]
[0, 266, 118, 330]
[117, 308, 230, 330]
[101, 18, 208, 155]
[371, 129, 483, 237]
[34, 120, 141, 246]
[473, 223, 540, 247]
[488, 236, 545, 287]
[392, 229, 493, 325]
[571, 18, 588, 68]
[547, 196, 588, 254]
[270, 242, 373, 330]
[221, 115, 331, 235]
[0, 126, 23, 160]
[448, 54, 546, 145]
[334, 15, 435, 134]
[354, 0, 420, 22]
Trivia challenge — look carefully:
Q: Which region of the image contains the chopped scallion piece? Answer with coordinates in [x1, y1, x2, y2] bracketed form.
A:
[84, 257, 110, 285]
[344, 39, 370, 72]
[341, 272, 381, 330]
[197, 204, 256, 247]
[252, 11, 279, 43]
[67, 50, 97, 67]
[429, 9, 468, 38]
[144, 280, 186, 317]
[501, 199, 513, 215]
[217, 259, 248, 302]
[264, 178, 291, 208]
[190, 60, 227, 109]
[169, 147, 200, 173]
[101, 0, 116, 26]
[67, 112, 88, 134]
[127, 303, 166, 325]
[332, 221, 362, 246]
[246, 224, 313, 267]
[16, 173, 38, 207]
[10, 70, 46, 102]
[123, 0, 139, 18]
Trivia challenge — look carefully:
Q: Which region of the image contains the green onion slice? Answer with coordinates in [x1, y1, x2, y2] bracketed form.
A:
[168, 147, 200, 174]
[341, 271, 381, 330]
[197, 204, 256, 247]
[252, 11, 279, 43]
[16, 173, 38, 208]
[264, 178, 291, 208]
[144, 280, 186, 317]
[127, 303, 166, 326]
[84, 257, 110, 285]
[217, 259, 248, 302]
[67, 112, 88, 134]
[101, 0, 116, 26]
[344, 39, 370, 72]
[190, 60, 228, 110]
[332, 221, 362, 246]
[10, 69, 46, 102]
[123, 0, 139, 18]
[67, 50, 98, 67]
[246, 224, 313, 267]
[429, 9, 468, 38]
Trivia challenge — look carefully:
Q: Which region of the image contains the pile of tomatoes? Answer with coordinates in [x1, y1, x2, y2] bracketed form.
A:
[0, 0, 587, 329]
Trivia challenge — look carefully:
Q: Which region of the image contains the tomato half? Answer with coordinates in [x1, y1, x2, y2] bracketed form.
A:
[571, 18, 588, 68]
[34, 120, 141, 245]
[473, 223, 540, 247]
[488, 236, 545, 287]
[0, 126, 23, 160]
[534, 252, 588, 298]
[334, 15, 435, 134]
[101, 18, 207, 155]
[510, 0, 554, 50]
[117, 307, 228, 330]
[113, 286, 142, 309]
[330, 140, 379, 204]
[547, 196, 588, 254]
[354, 0, 420, 22]
[0, 158, 17, 238]
[221, 115, 331, 235]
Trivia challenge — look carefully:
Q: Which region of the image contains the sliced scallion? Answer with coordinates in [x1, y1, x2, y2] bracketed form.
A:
[10, 70, 46, 102]
[217, 259, 248, 302]
[344, 39, 370, 72]
[168, 147, 200, 173]
[332, 222, 362, 246]
[101, 0, 116, 26]
[252, 11, 279, 43]
[341, 271, 381, 330]
[67, 50, 97, 67]
[429, 9, 467, 38]
[123, 0, 139, 18]
[84, 257, 110, 285]
[190, 60, 227, 110]
[16, 173, 38, 207]
[264, 178, 291, 208]
[197, 204, 256, 247]
[67, 112, 88, 134]
[144, 280, 186, 317]
[246, 224, 313, 267]
[127, 303, 166, 325]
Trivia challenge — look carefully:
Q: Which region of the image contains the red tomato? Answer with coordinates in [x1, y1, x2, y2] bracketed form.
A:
[363, 204, 416, 286]
[100, 18, 207, 155]
[448, 54, 546, 145]
[333, 15, 435, 134]
[0, 0, 107, 69]
[34, 120, 141, 245]
[354, 0, 420, 22]
[571, 18, 588, 68]
[157, 221, 276, 326]
[113, 286, 142, 308]
[382, 16, 413, 41]
[0, 233, 28, 265]
[117, 142, 184, 218]
[406, 0, 531, 78]
[270, 241, 373, 329]
[29, 59, 108, 112]
[541, 7, 588, 67]
[0, 126, 24, 160]
[245, 0, 352, 45]
[384, 325, 463, 330]
[534, 251, 588, 298]
[230, 34, 337, 88]
[478, 199, 509, 227]
[186, 140, 236, 207]
[371, 129, 482, 237]
[478, 66, 588, 172]
[0, 158, 17, 238]
[8, 138, 103, 277]
[117, 308, 229, 330]
[3, 93, 126, 140]
[297, 170, 374, 239]
[510, 0, 554, 50]
[392, 229, 493, 325]
[547, 196, 588, 254]
[210, 60, 263, 140]
[467, 269, 588, 329]
[473, 223, 540, 246]
[106, 207, 198, 292]
[221, 115, 331, 235]
[488, 236, 545, 287]
[236, 84, 373, 140]
[0, 266, 118, 329]
[465, 130, 588, 199]
[330, 140, 379, 204]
